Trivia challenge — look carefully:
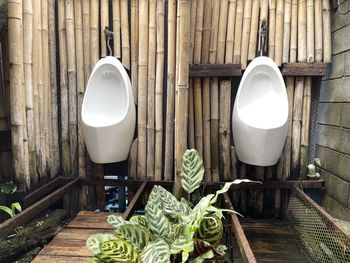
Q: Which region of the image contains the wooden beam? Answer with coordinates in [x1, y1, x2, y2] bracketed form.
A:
[189, 63, 242, 77]
[0, 179, 78, 239]
[223, 193, 257, 263]
[282, 62, 326, 76]
[123, 181, 147, 220]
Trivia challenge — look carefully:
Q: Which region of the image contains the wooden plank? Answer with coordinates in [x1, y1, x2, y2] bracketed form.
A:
[123, 181, 147, 220]
[32, 255, 90, 263]
[282, 62, 326, 76]
[223, 193, 257, 263]
[189, 63, 242, 77]
[38, 238, 91, 257]
[0, 179, 78, 239]
[66, 214, 113, 230]
[54, 228, 114, 241]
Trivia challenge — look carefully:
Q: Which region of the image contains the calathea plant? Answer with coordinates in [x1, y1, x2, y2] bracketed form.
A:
[86, 149, 259, 263]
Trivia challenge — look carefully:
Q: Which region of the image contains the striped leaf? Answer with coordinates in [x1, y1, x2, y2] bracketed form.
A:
[196, 216, 223, 246]
[115, 223, 152, 253]
[192, 239, 226, 260]
[97, 239, 141, 263]
[86, 233, 116, 255]
[141, 239, 171, 263]
[180, 149, 205, 194]
[189, 250, 214, 263]
[107, 215, 128, 228]
[130, 215, 149, 229]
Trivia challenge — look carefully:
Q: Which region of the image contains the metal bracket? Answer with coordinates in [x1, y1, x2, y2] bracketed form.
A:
[104, 27, 114, 56]
[259, 20, 268, 57]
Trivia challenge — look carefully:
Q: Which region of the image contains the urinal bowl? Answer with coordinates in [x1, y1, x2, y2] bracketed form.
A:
[81, 56, 136, 163]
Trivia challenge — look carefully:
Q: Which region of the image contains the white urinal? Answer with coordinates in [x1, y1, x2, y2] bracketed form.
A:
[232, 56, 288, 166]
[81, 56, 136, 163]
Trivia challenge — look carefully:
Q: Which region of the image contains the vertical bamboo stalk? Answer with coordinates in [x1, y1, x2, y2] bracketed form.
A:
[113, 0, 121, 58]
[147, 0, 156, 180]
[120, 0, 130, 69]
[298, 0, 307, 62]
[314, 0, 323, 62]
[216, 0, 228, 64]
[268, 0, 276, 59]
[300, 77, 311, 178]
[291, 77, 304, 179]
[233, 0, 243, 64]
[241, 0, 252, 69]
[209, 0, 220, 182]
[189, 0, 197, 63]
[282, 0, 291, 63]
[239, 163, 247, 213]
[290, 0, 298, 62]
[201, 0, 212, 181]
[9, 0, 28, 186]
[254, 166, 264, 216]
[100, 0, 109, 57]
[137, 0, 148, 180]
[275, 0, 284, 66]
[58, 0, 70, 175]
[225, 0, 236, 64]
[306, 0, 314, 62]
[65, 0, 78, 176]
[154, 0, 165, 181]
[164, 0, 176, 180]
[193, 0, 204, 157]
[175, 0, 190, 197]
[75, 0, 85, 180]
[48, 0, 59, 178]
[130, 0, 138, 103]
[23, 0, 37, 183]
[322, 0, 331, 63]
[231, 146, 239, 208]
[248, 0, 259, 61]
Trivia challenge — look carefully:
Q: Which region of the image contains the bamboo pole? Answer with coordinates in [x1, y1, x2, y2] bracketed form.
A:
[147, 0, 156, 180]
[175, 0, 190, 197]
[300, 77, 311, 178]
[298, 0, 307, 62]
[75, 0, 85, 180]
[290, 0, 298, 62]
[189, 0, 197, 63]
[154, 0, 165, 181]
[48, 0, 59, 178]
[291, 77, 304, 179]
[112, 0, 121, 58]
[254, 166, 264, 216]
[120, 0, 130, 69]
[217, 0, 228, 64]
[241, 0, 252, 69]
[306, 0, 314, 62]
[137, 0, 148, 180]
[268, 0, 276, 59]
[8, 0, 28, 186]
[209, 0, 220, 182]
[258, 0, 268, 52]
[225, 0, 236, 64]
[231, 146, 239, 208]
[314, 0, 323, 62]
[100, 0, 109, 57]
[233, 0, 243, 64]
[322, 0, 331, 63]
[282, 0, 291, 63]
[193, 0, 204, 157]
[65, 0, 78, 176]
[130, 0, 138, 103]
[164, 0, 176, 180]
[275, 0, 284, 65]
[202, 0, 212, 181]
[239, 163, 247, 213]
[58, 0, 70, 175]
[23, 0, 37, 183]
[248, 0, 259, 61]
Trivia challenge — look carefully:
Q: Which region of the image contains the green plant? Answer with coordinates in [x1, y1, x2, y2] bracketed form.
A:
[0, 202, 21, 218]
[87, 149, 260, 263]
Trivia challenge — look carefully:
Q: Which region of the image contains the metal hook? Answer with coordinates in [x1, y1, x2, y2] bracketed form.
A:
[259, 19, 268, 56]
[104, 27, 114, 56]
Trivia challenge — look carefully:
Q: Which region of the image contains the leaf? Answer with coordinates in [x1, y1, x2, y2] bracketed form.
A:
[86, 233, 116, 255]
[97, 239, 141, 263]
[180, 149, 205, 194]
[141, 239, 171, 263]
[107, 215, 132, 228]
[189, 250, 214, 263]
[0, 181, 17, 194]
[130, 215, 149, 229]
[115, 223, 152, 252]
[192, 239, 226, 259]
[314, 158, 321, 166]
[0, 205, 13, 218]
[11, 202, 21, 215]
[196, 216, 223, 246]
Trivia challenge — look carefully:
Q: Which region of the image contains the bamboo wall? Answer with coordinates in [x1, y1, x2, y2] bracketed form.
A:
[4, 0, 331, 215]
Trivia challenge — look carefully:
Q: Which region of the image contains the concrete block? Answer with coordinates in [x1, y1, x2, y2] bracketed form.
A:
[332, 25, 350, 55]
[323, 53, 345, 80]
[319, 168, 350, 207]
[316, 145, 350, 182]
[341, 104, 350, 129]
[331, 3, 350, 32]
[317, 103, 341, 126]
[322, 195, 350, 221]
[320, 77, 350, 102]
[317, 125, 350, 155]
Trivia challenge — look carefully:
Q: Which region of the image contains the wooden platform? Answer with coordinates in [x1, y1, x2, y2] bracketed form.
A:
[32, 211, 116, 262]
[232, 218, 309, 262]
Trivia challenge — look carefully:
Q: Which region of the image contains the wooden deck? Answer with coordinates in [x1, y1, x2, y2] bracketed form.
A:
[32, 211, 116, 262]
[232, 218, 309, 262]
